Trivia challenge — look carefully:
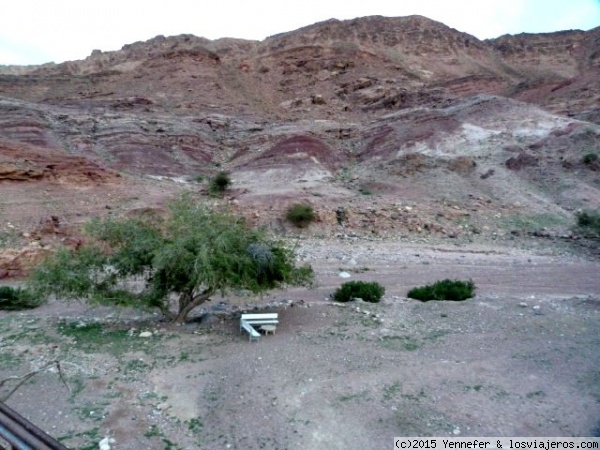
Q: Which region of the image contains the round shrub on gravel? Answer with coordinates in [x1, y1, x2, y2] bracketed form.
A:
[286, 203, 316, 228]
[209, 171, 231, 194]
[333, 281, 385, 303]
[407, 279, 475, 302]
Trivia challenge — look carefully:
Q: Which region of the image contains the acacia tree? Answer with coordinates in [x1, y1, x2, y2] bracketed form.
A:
[28, 195, 314, 322]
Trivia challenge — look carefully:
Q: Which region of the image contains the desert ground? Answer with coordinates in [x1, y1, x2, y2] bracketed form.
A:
[1, 237, 599, 449]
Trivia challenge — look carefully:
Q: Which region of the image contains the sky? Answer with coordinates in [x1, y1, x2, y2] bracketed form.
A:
[1, 0, 599, 66]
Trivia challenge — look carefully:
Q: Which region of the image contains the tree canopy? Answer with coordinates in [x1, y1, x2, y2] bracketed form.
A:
[28, 195, 314, 322]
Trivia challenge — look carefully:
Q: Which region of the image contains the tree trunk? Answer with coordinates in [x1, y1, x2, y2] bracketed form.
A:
[173, 289, 212, 323]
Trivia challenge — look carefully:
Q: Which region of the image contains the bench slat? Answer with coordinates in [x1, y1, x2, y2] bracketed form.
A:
[241, 313, 278, 320]
[245, 320, 278, 325]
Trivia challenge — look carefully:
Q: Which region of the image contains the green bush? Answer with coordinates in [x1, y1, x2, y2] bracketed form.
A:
[286, 203, 316, 228]
[582, 153, 598, 165]
[0, 286, 42, 310]
[407, 279, 475, 302]
[209, 171, 231, 194]
[576, 210, 600, 237]
[333, 281, 385, 303]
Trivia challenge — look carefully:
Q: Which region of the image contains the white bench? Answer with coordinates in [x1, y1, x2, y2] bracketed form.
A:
[240, 313, 279, 342]
[241, 320, 261, 342]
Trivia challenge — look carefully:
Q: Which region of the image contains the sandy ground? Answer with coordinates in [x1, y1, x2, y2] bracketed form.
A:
[1, 240, 599, 449]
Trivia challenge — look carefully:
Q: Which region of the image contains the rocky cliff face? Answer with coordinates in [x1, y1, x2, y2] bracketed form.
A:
[0, 15, 599, 266]
[1, 16, 598, 119]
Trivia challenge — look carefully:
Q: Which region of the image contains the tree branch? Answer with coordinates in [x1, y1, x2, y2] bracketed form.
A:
[0, 360, 70, 402]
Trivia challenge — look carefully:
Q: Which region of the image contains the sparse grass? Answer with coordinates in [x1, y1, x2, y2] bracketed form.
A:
[401, 388, 427, 401]
[0, 352, 21, 369]
[380, 335, 421, 351]
[0, 229, 20, 248]
[58, 427, 101, 450]
[338, 392, 367, 402]
[68, 377, 86, 403]
[501, 213, 566, 233]
[145, 425, 162, 438]
[525, 390, 546, 399]
[74, 402, 108, 422]
[464, 384, 483, 392]
[408, 279, 475, 302]
[57, 321, 159, 356]
[382, 381, 402, 401]
[187, 418, 203, 434]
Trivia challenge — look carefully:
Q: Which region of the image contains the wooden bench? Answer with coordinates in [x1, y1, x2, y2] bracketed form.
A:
[240, 313, 279, 342]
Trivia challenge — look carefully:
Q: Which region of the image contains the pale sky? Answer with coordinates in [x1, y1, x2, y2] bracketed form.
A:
[1, 0, 599, 66]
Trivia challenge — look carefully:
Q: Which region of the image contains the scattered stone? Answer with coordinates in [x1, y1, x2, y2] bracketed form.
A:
[99, 437, 116, 450]
[518, 302, 528, 307]
[139, 331, 153, 338]
[339, 271, 351, 278]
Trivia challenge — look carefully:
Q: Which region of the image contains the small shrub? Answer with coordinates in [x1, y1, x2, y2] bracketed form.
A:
[333, 281, 385, 303]
[193, 174, 204, 183]
[407, 279, 475, 302]
[576, 210, 600, 237]
[209, 171, 231, 194]
[582, 153, 598, 165]
[0, 286, 42, 310]
[286, 203, 315, 228]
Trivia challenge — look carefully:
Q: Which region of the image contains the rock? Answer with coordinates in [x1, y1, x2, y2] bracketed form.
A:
[139, 331, 153, 338]
[0, 163, 44, 181]
[200, 313, 220, 327]
[311, 94, 326, 105]
[99, 437, 115, 450]
[339, 271, 351, 278]
[518, 302, 528, 307]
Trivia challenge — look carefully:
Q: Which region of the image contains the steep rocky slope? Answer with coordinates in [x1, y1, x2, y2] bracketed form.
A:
[0, 15, 599, 277]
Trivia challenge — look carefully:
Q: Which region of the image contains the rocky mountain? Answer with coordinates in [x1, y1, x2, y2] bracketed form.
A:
[0, 15, 599, 276]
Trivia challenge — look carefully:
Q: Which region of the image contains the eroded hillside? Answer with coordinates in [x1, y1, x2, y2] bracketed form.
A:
[0, 15, 599, 277]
